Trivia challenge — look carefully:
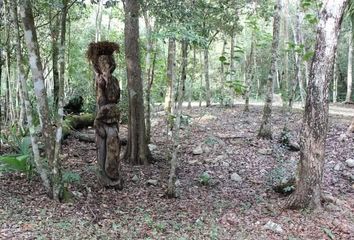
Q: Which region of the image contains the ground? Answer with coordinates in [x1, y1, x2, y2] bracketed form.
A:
[0, 104, 353, 240]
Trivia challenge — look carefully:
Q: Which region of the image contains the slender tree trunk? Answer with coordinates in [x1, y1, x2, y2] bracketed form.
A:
[230, 33, 235, 82]
[287, 0, 348, 210]
[289, 4, 303, 109]
[294, 2, 306, 106]
[244, 32, 255, 112]
[258, 0, 281, 139]
[95, 0, 103, 42]
[124, 0, 150, 165]
[204, 48, 211, 107]
[52, 0, 68, 200]
[345, 26, 353, 103]
[167, 40, 188, 198]
[19, 0, 61, 199]
[142, 10, 155, 143]
[164, 38, 176, 114]
[50, 9, 60, 109]
[282, 0, 289, 108]
[199, 50, 203, 107]
[220, 38, 227, 106]
[188, 47, 196, 109]
[333, 53, 338, 103]
[4, 0, 14, 124]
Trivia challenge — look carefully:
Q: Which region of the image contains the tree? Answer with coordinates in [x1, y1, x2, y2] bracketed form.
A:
[345, 23, 353, 103]
[164, 38, 176, 114]
[258, 0, 281, 139]
[124, 0, 150, 165]
[167, 39, 188, 198]
[19, 0, 64, 200]
[287, 0, 348, 210]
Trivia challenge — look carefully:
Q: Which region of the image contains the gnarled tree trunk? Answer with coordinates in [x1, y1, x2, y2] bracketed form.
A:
[287, 0, 348, 210]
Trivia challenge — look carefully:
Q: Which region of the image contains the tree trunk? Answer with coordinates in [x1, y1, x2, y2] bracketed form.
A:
[204, 48, 211, 107]
[258, 0, 281, 139]
[142, 9, 155, 143]
[188, 48, 196, 109]
[124, 0, 150, 165]
[289, 2, 303, 109]
[4, 0, 14, 124]
[244, 33, 255, 112]
[164, 38, 176, 114]
[199, 50, 203, 107]
[333, 52, 338, 103]
[220, 38, 227, 106]
[287, 0, 348, 210]
[95, 0, 103, 42]
[345, 26, 353, 103]
[167, 40, 188, 198]
[52, 0, 68, 199]
[19, 0, 62, 200]
[50, 9, 60, 109]
[282, 0, 290, 109]
[230, 33, 235, 82]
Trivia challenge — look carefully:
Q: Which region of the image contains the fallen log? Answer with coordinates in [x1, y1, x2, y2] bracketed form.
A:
[70, 130, 127, 146]
[63, 113, 95, 138]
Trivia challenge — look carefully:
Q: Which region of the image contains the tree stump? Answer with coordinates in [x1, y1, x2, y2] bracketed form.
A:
[87, 42, 122, 189]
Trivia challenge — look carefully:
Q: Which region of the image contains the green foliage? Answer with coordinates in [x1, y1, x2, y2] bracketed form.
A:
[62, 171, 81, 184]
[0, 154, 31, 173]
[199, 172, 212, 186]
[0, 128, 34, 177]
[226, 79, 245, 95]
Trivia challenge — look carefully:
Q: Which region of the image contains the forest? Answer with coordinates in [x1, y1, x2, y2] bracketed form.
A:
[0, 0, 354, 239]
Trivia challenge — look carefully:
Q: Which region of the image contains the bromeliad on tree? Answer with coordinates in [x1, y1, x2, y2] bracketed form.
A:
[87, 41, 123, 189]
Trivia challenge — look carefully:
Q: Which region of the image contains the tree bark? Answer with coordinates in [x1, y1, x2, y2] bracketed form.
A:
[244, 33, 255, 112]
[50, 9, 60, 109]
[282, 0, 290, 109]
[52, 0, 68, 199]
[4, 0, 14, 124]
[345, 26, 353, 103]
[124, 0, 150, 165]
[164, 38, 176, 114]
[287, 0, 348, 210]
[230, 33, 235, 82]
[188, 47, 196, 109]
[333, 52, 338, 103]
[142, 9, 156, 143]
[95, 0, 103, 42]
[220, 38, 227, 106]
[167, 40, 188, 198]
[258, 0, 281, 139]
[11, 1, 51, 192]
[19, 0, 62, 200]
[204, 48, 211, 107]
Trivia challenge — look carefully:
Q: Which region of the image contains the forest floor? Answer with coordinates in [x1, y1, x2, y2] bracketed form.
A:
[1, 104, 354, 240]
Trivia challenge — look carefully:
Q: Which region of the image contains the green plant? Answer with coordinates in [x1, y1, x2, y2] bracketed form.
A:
[199, 172, 212, 186]
[226, 79, 246, 96]
[0, 154, 31, 173]
[0, 131, 34, 177]
[62, 171, 81, 184]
